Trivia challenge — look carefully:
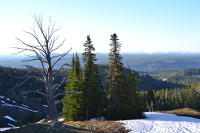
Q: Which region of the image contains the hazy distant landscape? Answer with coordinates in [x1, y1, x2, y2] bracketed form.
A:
[1, 52, 200, 70]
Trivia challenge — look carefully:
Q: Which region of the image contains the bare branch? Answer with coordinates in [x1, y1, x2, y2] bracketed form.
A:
[52, 48, 72, 69]
[0, 72, 31, 79]
[57, 112, 63, 116]
[50, 38, 65, 53]
[53, 91, 83, 99]
[15, 37, 44, 53]
[55, 96, 70, 106]
[11, 46, 34, 55]
[59, 63, 71, 70]
[23, 90, 48, 97]
[34, 51, 46, 71]
[49, 36, 59, 52]
[25, 65, 45, 75]
[54, 97, 68, 105]
[1, 71, 47, 85]
[32, 14, 47, 42]
[52, 77, 66, 94]
[2, 77, 31, 96]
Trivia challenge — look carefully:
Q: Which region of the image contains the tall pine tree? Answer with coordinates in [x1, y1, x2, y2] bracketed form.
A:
[62, 53, 87, 121]
[106, 33, 129, 120]
[82, 35, 103, 119]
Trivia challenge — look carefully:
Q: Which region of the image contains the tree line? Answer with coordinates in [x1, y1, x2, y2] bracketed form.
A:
[140, 83, 200, 111]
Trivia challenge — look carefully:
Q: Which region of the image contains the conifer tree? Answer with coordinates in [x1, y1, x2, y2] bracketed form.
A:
[62, 53, 87, 121]
[126, 70, 144, 118]
[82, 35, 103, 119]
[106, 33, 129, 120]
[186, 85, 199, 109]
[146, 87, 156, 111]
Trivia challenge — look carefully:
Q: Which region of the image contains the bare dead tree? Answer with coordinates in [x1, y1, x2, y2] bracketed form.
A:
[11, 14, 82, 126]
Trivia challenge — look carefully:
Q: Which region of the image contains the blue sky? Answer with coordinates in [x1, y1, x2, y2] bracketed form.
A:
[0, 0, 200, 55]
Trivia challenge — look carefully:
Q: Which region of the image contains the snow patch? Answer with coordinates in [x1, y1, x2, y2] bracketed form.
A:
[0, 96, 5, 98]
[0, 127, 19, 131]
[6, 98, 10, 101]
[7, 123, 15, 127]
[2, 103, 39, 113]
[1, 100, 5, 103]
[3, 115, 17, 122]
[0, 127, 11, 131]
[59, 118, 65, 122]
[90, 117, 106, 121]
[43, 105, 48, 107]
[118, 112, 200, 133]
[21, 104, 29, 108]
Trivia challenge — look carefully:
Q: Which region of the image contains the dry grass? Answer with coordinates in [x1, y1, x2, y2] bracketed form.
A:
[64, 120, 130, 133]
[3, 120, 130, 133]
[157, 108, 200, 119]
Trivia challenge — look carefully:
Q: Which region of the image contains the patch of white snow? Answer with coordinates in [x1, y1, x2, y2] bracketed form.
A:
[7, 123, 15, 127]
[0, 96, 5, 98]
[59, 118, 65, 122]
[3, 115, 17, 122]
[0, 127, 19, 131]
[1, 100, 5, 103]
[21, 104, 29, 108]
[2, 103, 39, 113]
[0, 127, 11, 131]
[43, 105, 48, 107]
[118, 112, 200, 133]
[90, 117, 106, 121]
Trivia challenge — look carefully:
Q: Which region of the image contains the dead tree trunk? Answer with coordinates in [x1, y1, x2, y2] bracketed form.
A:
[11, 14, 82, 126]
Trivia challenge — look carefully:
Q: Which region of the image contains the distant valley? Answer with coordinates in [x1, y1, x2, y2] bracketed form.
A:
[1, 53, 200, 70]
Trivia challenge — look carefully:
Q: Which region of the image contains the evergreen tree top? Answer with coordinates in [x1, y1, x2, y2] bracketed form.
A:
[110, 33, 119, 40]
[82, 35, 97, 62]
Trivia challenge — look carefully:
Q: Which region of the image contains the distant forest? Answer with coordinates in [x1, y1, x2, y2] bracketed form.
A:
[0, 65, 200, 110]
[1, 65, 200, 97]
[1, 65, 200, 105]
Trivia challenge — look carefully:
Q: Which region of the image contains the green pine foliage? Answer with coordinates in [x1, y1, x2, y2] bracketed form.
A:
[116, 70, 144, 119]
[62, 54, 87, 121]
[185, 84, 199, 109]
[105, 33, 143, 120]
[106, 33, 127, 119]
[126, 70, 144, 118]
[82, 35, 103, 119]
